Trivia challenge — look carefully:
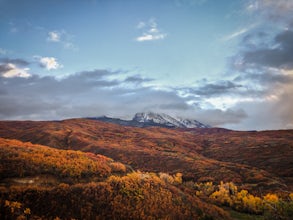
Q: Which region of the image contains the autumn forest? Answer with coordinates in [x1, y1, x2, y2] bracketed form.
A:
[0, 119, 292, 219]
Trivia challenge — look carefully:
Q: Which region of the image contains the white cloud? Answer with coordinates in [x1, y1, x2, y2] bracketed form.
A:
[135, 19, 167, 42]
[0, 63, 31, 78]
[136, 34, 166, 42]
[47, 31, 61, 42]
[39, 57, 62, 70]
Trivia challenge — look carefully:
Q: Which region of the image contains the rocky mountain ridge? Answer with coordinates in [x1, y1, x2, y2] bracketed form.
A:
[89, 112, 210, 128]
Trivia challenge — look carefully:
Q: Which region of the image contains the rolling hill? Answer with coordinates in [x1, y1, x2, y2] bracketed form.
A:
[0, 118, 292, 192]
[0, 137, 229, 220]
[0, 118, 292, 219]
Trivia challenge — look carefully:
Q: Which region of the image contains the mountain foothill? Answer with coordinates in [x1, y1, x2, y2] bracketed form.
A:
[0, 112, 292, 219]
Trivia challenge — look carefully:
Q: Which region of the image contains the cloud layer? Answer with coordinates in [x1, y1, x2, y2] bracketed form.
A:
[223, 0, 293, 129]
[0, 0, 292, 130]
[0, 58, 246, 127]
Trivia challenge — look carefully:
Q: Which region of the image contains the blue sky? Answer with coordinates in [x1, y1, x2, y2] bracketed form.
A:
[0, 0, 293, 130]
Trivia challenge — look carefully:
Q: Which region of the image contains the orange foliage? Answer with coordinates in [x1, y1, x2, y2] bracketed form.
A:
[2, 200, 32, 219]
[0, 172, 231, 220]
[0, 118, 292, 219]
[0, 138, 126, 179]
[197, 181, 293, 218]
[0, 119, 292, 192]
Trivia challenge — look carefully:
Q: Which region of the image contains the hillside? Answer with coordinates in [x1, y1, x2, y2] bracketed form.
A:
[0, 137, 229, 220]
[0, 137, 127, 181]
[0, 119, 293, 219]
[0, 119, 292, 193]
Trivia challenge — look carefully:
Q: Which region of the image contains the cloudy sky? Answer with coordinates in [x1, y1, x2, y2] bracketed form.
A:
[0, 0, 293, 130]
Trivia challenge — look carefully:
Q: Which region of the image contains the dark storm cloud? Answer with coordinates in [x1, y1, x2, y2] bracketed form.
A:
[239, 0, 293, 71]
[243, 30, 293, 69]
[223, 0, 293, 129]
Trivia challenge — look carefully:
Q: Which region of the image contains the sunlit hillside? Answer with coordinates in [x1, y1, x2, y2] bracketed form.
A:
[0, 137, 229, 220]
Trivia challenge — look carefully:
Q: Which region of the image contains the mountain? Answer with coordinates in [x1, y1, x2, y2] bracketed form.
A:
[133, 112, 209, 128]
[89, 112, 210, 128]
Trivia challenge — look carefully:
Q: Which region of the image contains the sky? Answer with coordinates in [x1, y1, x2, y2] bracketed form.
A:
[0, 0, 293, 130]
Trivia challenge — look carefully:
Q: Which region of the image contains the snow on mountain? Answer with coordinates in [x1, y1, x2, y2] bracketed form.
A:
[133, 112, 181, 127]
[175, 117, 209, 128]
[89, 112, 210, 128]
[133, 112, 210, 128]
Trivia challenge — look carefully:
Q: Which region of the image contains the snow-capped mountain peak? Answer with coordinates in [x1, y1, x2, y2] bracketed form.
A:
[133, 112, 209, 128]
[89, 112, 209, 128]
[175, 117, 209, 128]
[133, 112, 180, 127]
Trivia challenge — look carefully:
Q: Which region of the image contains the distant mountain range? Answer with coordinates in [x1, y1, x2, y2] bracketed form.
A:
[87, 112, 210, 128]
